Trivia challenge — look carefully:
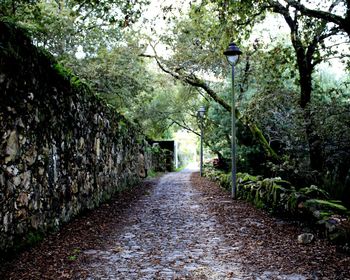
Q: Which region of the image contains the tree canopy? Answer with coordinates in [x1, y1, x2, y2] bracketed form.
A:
[1, 0, 350, 204]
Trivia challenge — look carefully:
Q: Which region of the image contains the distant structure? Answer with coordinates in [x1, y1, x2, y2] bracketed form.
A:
[150, 140, 178, 171]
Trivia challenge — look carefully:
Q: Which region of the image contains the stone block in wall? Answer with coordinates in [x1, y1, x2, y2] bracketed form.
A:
[0, 21, 146, 256]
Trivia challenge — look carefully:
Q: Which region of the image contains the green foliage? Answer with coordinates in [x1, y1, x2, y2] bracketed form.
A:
[217, 173, 231, 190]
[310, 74, 350, 203]
[166, 3, 231, 77]
[2, 0, 350, 208]
[206, 167, 349, 218]
[10, 229, 45, 256]
[53, 62, 73, 80]
[146, 169, 161, 178]
[65, 42, 151, 110]
[204, 101, 231, 158]
[1, 0, 149, 57]
[175, 165, 185, 172]
[68, 248, 81, 261]
[205, 167, 350, 246]
[299, 185, 330, 199]
[147, 144, 174, 172]
[53, 62, 90, 92]
[26, 230, 44, 246]
[304, 199, 348, 214]
[134, 73, 202, 139]
[237, 172, 259, 184]
[68, 255, 77, 261]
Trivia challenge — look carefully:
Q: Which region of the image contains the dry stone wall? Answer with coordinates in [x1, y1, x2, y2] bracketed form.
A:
[0, 22, 145, 255]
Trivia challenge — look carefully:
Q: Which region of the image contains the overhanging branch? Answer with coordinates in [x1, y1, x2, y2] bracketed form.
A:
[284, 0, 348, 35]
[141, 50, 232, 114]
[140, 46, 279, 161]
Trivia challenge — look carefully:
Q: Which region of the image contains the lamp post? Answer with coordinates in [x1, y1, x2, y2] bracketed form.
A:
[198, 106, 206, 177]
[224, 42, 242, 199]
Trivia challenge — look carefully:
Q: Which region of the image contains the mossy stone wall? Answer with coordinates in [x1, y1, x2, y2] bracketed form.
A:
[0, 21, 144, 255]
[204, 166, 350, 247]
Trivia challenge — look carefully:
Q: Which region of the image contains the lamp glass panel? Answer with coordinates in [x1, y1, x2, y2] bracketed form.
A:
[199, 106, 205, 117]
[227, 55, 239, 65]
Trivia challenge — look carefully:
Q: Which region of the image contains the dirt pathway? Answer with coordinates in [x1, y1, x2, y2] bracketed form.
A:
[1, 169, 350, 279]
[75, 169, 245, 279]
[74, 169, 308, 279]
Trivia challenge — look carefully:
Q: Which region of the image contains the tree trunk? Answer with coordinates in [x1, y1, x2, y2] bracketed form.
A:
[303, 107, 323, 172]
[247, 122, 278, 160]
[270, 0, 345, 174]
[345, 2, 350, 36]
[297, 53, 323, 172]
[12, 0, 16, 15]
[283, 6, 325, 173]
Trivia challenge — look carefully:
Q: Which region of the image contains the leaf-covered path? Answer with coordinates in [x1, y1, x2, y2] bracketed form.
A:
[77, 169, 246, 279]
[1, 169, 350, 279]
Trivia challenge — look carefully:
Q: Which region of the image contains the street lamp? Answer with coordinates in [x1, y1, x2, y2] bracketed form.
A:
[198, 106, 206, 177]
[224, 42, 242, 199]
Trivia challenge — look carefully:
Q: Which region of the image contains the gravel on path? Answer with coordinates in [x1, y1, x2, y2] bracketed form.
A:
[76, 169, 247, 279]
[1, 169, 350, 280]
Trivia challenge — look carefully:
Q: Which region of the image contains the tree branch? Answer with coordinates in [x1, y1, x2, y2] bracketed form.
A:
[141, 46, 279, 161]
[284, 0, 347, 33]
[169, 117, 200, 136]
[142, 49, 233, 114]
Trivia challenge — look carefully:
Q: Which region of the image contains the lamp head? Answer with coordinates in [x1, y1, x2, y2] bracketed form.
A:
[223, 42, 242, 65]
[198, 106, 206, 117]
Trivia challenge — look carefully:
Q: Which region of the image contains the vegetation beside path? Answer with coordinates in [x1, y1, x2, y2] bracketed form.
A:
[204, 165, 350, 250]
[191, 172, 350, 279]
